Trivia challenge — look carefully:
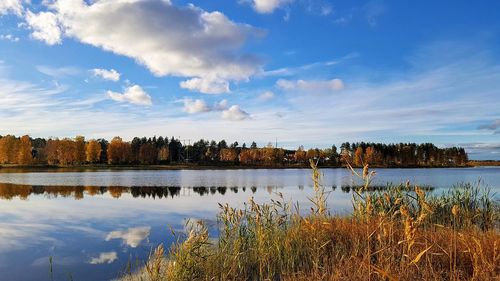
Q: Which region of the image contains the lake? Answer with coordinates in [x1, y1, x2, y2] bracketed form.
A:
[0, 167, 499, 281]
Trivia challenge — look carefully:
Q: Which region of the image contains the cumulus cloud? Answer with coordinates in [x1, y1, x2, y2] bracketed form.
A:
[107, 85, 152, 106]
[0, 0, 23, 16]
[181, 98, 249, 121]
[89, 252, 118, 265]
[182, 99, 229, 114]
[182, 99, 211, 114]
[25, 10, 62, 45]
[478, 119, 500, 134]
[248, 0, 291, 14]
[91, 68, 120, 82]
[105, 226, 151, 248]
[258, 91, 274, 100]
[276, 78, 344, 92]
[222, 105, 250, 121]
[24, 0, 263, 94]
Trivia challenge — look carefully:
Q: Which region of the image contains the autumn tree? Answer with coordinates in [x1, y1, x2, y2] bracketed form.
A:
[0, 133, 473, 167]
[107, 137, 132, 164]
[158, 146, 169, 163]
[17, 135, 32, 165]
[239, 148, 262, 165]
[353, 146, 364, 167]
[0, 135, 18, 164]
[306, 149, 319, 161]
[45, 139, 59, 165]
[294, 146, 307, 163]
[86, 140, 102, 163]
[58, 138, 77, 165]
[74, 136, 86, 164]
[365, 146, 375, 165]
[262, 143, 276, 164]
[220, 148, 238, 162]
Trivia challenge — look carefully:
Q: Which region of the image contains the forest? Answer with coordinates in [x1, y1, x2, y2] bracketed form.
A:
[0, 134, 469, 167]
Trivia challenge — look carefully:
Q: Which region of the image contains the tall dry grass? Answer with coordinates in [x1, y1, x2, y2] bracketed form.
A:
[121, 160, 499, 281]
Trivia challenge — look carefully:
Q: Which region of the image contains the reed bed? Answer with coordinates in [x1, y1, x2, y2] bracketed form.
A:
[121, 161, 499, 281]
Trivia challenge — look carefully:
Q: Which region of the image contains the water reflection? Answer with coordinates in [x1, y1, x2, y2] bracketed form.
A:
[89, 252, 118, 265]
[0, 168, 498, 281]
[105, 227, 151, 248]
[0, 183, 438, 200]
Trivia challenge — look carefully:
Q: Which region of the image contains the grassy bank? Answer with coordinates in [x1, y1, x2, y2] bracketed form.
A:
[120, 161, 499, 281]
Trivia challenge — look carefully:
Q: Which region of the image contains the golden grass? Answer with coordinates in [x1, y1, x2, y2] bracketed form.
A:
[121, 161, 499, 281]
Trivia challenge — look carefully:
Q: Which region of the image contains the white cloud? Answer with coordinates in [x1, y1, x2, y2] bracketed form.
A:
[180, 98, 249, 121]
[25, 10, 62, 45]
[0, 34, 20, 42]
[89, 252, 117, 265]
[24, 0, 262, 94]
[0, 42, 499, 158]
[222, 105, 250, 121]
[180, 77, 230, 94]
[0, 0, 23, 16]
[182, 98, 210, 113]
[91, 68, 120, 82]
[258, 91, 274, 100]
[182, 98, 229, 114]
[107, 85, 152, 106]
[276, 78, 344, 92]
[250, 0, 291, 14]
[105, 226, 151, 248]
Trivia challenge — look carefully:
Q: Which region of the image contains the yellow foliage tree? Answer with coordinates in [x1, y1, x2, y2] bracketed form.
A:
[306, 149, 319, 160]
[354, 146, 364, 167]
[0, 135, 19, 164]
[294, 146, 307, 163]
[74, 136, 86, 164]
[86, 140, 102, 163]
[17, 135, 33, 165]
[107, 137, 131, 164]
[158, 146, 169, 162]
[220, 148, 238, 162]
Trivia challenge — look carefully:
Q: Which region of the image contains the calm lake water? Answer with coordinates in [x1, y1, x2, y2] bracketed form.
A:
[0, 167, 499, 281]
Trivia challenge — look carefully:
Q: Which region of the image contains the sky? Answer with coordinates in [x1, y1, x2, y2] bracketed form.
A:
[0, 0, 499, 159]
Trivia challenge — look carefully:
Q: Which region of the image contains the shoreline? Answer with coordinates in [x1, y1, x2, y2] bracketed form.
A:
[0, 163, 487, 171]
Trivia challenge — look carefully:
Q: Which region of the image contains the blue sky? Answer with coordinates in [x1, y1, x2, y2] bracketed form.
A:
[0, 0, 499, 159]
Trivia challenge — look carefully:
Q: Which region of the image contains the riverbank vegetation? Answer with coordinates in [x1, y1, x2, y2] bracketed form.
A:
[0, 134, 468, 168]
[120, 161, 498, 281]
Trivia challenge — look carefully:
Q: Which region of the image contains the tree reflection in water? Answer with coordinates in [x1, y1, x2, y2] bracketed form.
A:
[0, 183, 434, 200]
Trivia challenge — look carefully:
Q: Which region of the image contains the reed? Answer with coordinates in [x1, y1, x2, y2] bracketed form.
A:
[121, 161, 499, 281]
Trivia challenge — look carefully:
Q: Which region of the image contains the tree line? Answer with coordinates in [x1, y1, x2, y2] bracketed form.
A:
[0, 135, 468, 167]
